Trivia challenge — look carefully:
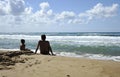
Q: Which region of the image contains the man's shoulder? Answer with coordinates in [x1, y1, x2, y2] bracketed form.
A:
[39, 40, 49, 43]
[46, 41, 49, 42]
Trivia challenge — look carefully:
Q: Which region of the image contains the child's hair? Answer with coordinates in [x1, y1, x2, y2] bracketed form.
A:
[21, 39, 25, 44]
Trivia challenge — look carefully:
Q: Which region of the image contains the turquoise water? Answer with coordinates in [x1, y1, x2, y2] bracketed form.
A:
[0, 32, 120, 61]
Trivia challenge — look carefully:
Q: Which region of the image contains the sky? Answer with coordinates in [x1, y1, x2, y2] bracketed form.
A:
[0, 0, 120, 32]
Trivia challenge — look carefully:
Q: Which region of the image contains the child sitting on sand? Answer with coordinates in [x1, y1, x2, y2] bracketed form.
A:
[20, 39, 30, 51]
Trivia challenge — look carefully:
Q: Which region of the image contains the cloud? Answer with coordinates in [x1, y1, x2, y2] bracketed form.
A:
[55, 11, 76, 24]
[57, 11, 75, 19]
[0, 0, 10, 15]
[25, 6, 33, 14]
[87, 3, 119, 18]
[35, 2, 53, 17]
[0, 1, 119, 28]
[79, 3, 119, 23]
[0, 0, 33, 16]
[39, 2, 49, 11]
[9, 0, 25, 15]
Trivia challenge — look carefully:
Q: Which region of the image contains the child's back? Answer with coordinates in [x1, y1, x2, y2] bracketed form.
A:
[20, 39, 26, 51]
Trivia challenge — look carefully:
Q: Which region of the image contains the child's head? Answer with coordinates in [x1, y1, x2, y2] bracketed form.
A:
[21, 39, 25, 44]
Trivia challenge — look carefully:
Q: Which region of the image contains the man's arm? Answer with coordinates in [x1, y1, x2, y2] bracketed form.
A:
[49, 46, 54, 55]
[48, 42, 55, 55]
[35, 41, 40, 54]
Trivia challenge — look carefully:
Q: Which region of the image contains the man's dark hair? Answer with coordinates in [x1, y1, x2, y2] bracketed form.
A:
[41, 35, 46, 41]
[21, 39, 25, 44]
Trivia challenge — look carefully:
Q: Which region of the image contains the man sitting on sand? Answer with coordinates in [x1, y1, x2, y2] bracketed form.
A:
[20, 39, 30, 51]
[35, 35, 55, 55]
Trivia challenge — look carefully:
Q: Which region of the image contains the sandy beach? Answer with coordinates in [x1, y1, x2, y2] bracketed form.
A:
[0, 50, 120, 77]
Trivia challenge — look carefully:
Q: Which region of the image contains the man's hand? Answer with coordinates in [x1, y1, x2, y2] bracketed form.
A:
[51, 53, 56, 56]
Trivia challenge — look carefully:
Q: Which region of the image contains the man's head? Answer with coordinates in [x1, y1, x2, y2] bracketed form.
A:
[21, 39, 25, 44]
[41, 34, 46, 41]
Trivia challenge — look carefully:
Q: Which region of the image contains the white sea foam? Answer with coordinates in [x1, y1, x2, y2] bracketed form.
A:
[0, 35, 40, 40]
[0, 34, 120, 60]
[0, 48, 120, 62]
[0, 48, 19, 51]
[48, 36, 120, 47]
[0, 35, 120, 47]
[56, 52, 120, 62]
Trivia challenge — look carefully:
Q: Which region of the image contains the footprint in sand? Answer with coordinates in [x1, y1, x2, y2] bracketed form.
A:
[34, 60, 41, 64]
[2, 76, 7, 77]
[66, 75, 70, 77]
[82, 65, 85, 67]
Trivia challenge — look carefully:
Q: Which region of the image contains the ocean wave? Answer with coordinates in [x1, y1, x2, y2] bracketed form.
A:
[0, 35, 120, 47]
[0, 35, 120, 41]
[0, 48, 120, 62]
[0, 33, 120, 58]
[56, 52, 120, 62]
[0, 35, 40, 40]
[0, 34, 120, 39]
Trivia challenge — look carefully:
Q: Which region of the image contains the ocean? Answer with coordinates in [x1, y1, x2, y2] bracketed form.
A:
[0, 32, 120, 61]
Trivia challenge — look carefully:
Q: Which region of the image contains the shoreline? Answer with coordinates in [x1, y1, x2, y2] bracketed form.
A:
[0, 49, 120, 62]
[0, 50, 120, 77]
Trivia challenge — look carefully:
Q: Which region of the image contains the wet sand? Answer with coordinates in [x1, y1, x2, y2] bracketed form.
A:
[0, 50, 120, 77]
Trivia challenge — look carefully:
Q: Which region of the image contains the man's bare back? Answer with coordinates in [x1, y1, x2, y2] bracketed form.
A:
[35, 35, 55, 55]
[39, 40, 50, 54]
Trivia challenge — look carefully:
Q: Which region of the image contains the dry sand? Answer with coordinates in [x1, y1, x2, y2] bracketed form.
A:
[0, 51, 120, 77]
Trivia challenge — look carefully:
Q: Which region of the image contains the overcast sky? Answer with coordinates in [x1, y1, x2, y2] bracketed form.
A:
[0, 0, 120, 32]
